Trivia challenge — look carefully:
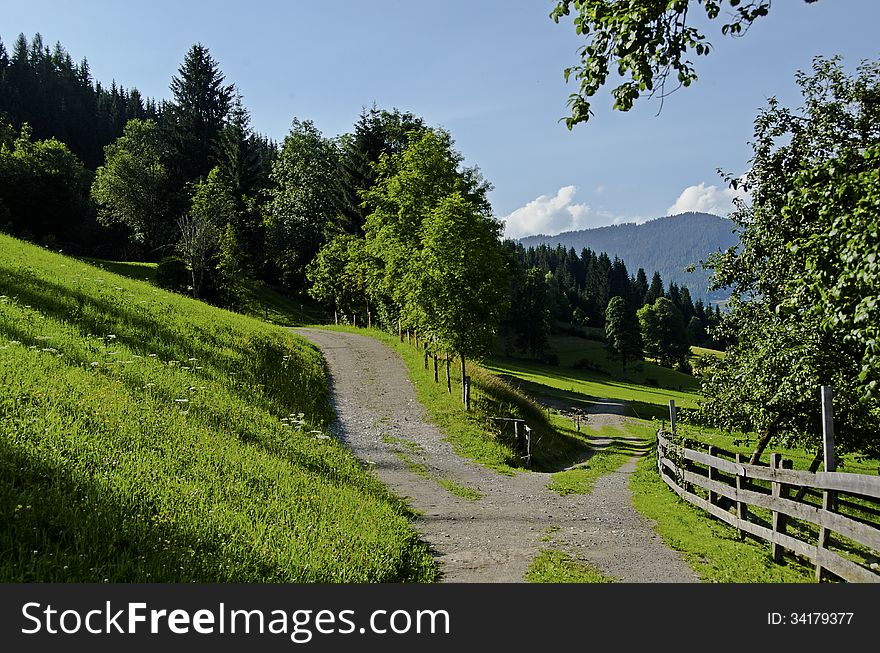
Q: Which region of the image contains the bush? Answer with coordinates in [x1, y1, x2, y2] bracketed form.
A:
[155, 256, 189, 292]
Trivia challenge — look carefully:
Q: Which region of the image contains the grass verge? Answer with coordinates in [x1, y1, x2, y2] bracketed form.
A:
[525, 549, 615, 583]
[628, 435, 812, 583]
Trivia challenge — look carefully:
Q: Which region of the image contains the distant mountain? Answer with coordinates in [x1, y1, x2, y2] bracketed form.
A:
[517, 212, 739, 301]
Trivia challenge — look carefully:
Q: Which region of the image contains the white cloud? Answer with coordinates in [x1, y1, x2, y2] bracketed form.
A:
[502, 186, 631, 239]
[667, 182, 749, 217]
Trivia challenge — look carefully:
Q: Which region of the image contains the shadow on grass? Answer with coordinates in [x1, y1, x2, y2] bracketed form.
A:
[0, 266, 333, 425]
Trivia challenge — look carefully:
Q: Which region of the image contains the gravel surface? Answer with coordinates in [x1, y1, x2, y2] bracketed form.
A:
[295, 328, 699, 583]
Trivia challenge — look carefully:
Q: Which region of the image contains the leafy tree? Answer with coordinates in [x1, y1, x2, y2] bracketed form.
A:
[177, 212, 216, 299]
[363, 128, 491, 329]
[307, 234, 377, 322]
[178, 166, 235, 297]
[418, 192, 510, 405]
[700, 56, 880, 461]
[549, 0, 820, 127]
[264, 119, 342, 291]
[605, 296, 642, 371]
[166, 44, 232, 185]
[91, 119, 172, 252]
[638, 296, 689, 370]
[0, 121, 92, 244]
[686, 315, 707, 346]
[338, 106, 427, 235]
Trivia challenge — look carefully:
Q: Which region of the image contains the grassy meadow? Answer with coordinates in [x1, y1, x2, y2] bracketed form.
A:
[0, 234, 434, 582]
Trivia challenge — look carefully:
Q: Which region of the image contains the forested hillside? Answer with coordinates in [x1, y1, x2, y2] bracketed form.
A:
[518, 212, 739, 301]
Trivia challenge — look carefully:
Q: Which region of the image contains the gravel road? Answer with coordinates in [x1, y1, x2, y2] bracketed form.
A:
[295, 328, 699, 583]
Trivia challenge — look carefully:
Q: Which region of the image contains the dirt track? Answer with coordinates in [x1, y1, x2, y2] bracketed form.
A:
[295, 328, 699, 583]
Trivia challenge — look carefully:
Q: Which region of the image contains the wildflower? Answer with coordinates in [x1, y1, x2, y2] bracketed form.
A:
[174, 399, 189, 403]
[90, 361, 100, 366]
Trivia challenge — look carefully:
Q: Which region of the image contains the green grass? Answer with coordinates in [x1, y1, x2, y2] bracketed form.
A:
[322, 326, 590, 474]
[629, 445, 813, 583]
[81, 258, 158, 283]
[81, 256, 326, 328]
[0, 234, 435, 582]
[437, 479, 482, 501]
[525, 549, 615, 583]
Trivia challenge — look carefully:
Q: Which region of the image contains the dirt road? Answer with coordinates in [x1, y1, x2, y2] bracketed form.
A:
[295, 328, 698, 583]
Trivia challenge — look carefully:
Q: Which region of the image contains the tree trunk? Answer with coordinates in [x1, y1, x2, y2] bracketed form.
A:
[446, 354, 451, 393]
[749, 417, 779, 465]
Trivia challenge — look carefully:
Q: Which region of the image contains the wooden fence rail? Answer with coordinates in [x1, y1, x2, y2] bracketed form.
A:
[656, 429, 880, 583]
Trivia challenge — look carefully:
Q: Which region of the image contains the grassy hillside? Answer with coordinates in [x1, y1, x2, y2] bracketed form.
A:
[489, 333, 699, 421]
[81, 257, 327, 327]
[0, 234, 434, 582]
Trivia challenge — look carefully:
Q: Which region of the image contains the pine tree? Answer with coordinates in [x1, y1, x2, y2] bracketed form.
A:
[645, 271, 664, 304]
[605, 296, 642, 371]
[167, 43, 232, 186]
[679, 286, 696, 323]
[633, 267, 649, 308]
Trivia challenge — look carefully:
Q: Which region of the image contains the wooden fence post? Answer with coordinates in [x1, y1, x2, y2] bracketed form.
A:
[406, 329, 410, 345]
[816, 385, 837, 582]
[821, 386, 836, 474]
[708, 446, 717, 506]
[770, 453, 789, 563]
[735, 453, 748, 540]
[433, 353, 438, 383]
[524, 425, 532, 469]
[669, 399, 677, 435]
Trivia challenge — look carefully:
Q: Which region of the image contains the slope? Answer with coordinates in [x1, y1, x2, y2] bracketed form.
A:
[0, 233, 434, 582]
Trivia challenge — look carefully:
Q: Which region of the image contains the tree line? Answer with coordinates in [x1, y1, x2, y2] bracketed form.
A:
[0, 34, 516, 406]
[500, 242, 723, 365]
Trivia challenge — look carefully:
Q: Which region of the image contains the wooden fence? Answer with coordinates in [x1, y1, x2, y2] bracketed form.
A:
[656, 430, 880, 582]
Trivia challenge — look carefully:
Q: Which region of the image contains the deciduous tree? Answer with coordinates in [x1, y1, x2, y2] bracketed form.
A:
[550, 0, 820, 127]
[605, 296, 642, 371]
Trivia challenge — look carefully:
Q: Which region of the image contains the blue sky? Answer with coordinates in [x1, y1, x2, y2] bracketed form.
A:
[4, 1, 879, 237]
